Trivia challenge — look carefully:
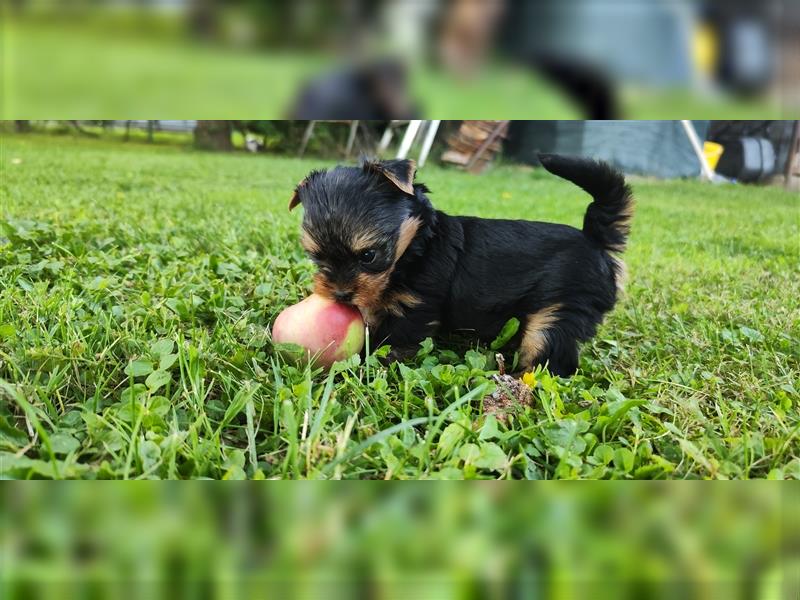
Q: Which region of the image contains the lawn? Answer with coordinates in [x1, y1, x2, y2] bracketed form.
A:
[2, 20, 578, 119]
[5, 19, 792, 120]
[1, 133, 798, 479]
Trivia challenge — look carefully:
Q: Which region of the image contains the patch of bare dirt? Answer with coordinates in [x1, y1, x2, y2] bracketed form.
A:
[482, 354, 534, 423]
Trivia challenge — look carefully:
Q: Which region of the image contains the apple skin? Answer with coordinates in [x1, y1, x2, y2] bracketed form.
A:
[271, 294, 365, 368]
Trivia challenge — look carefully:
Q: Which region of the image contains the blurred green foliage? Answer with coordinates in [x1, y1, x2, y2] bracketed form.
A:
[1, 484, 797, 598]
[1, 18, 577, 119]
[4, 13, 791, 119]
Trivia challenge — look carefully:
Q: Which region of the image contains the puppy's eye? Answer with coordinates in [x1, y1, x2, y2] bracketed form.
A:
[312, 259, 331, 274]
[358, 249, 377, 265]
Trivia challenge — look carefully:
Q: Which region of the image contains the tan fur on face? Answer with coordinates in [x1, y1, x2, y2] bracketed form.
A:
[519, 304, 563, 366]
[352, 271, 391, 313]
[384, 290, 422, 317]
[301, 230, 320, 254]
[360, 308, 384, 330]
[313, 272, 336, 300]
[347, 216, 423, 313]
[312, 215, 423, 323]
[357, 289, 421, 326]
[395, 216, 421, 261]
[351, 230, 384, 254]
[350, 215, 420, 257]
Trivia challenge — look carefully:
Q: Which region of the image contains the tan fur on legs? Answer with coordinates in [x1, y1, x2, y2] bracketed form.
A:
[519, 304, 563, 366]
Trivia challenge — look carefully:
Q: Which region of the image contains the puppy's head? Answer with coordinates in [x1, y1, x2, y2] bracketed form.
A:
[289, 159, 433, 312]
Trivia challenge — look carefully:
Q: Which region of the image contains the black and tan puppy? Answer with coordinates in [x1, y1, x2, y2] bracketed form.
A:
[288, 155, 632, 376]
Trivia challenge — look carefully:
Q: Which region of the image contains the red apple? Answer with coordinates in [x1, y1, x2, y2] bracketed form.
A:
[271, 294, 365, 368]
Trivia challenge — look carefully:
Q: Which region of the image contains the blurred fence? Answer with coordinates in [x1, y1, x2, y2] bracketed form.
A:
[110, 120, 197, 133]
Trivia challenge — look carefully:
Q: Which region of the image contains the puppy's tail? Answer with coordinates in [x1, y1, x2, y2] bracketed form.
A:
[538, 153, 633, 253]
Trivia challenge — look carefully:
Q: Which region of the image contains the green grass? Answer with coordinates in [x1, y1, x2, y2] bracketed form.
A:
[9, 18, 795, 120]
[621, 87, 794, 120]
[1, 133, 798, 479]
[2, 20, 577, 119]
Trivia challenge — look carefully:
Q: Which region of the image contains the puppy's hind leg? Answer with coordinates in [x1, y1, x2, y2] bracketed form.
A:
[518, 304, 579, 377]
[537, 329, 579, 377]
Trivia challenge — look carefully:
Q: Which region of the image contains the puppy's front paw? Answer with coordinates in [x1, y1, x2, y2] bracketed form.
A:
[383, 346, 417, 365]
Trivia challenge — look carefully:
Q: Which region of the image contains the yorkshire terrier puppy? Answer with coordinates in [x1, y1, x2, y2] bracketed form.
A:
[288, 155, 633, 376]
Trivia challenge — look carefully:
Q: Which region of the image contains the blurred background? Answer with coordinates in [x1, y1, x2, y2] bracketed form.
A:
[7, 119, 800, 189]
[2, 0, 798, 119]
[2, 484, 798, 599]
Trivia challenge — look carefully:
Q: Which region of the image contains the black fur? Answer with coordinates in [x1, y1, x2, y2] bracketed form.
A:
[290, 155, 633, 376]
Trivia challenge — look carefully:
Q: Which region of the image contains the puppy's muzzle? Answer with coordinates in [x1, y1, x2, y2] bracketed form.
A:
[333, 289, 354, 302]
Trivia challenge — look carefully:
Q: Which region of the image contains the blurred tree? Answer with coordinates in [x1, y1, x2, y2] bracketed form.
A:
[68, 121, 99, 137]
[235, 121, 304, 152]
[184, 0, 360, 50]
[187, 0, 219, 41]
[235, 120, 385, 157]
[194, 120, 233, 151]
[14, 121, 30, 132]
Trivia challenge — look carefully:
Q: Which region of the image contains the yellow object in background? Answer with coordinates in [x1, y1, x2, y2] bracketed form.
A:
[704, 141, 724, 171]
[693, 23, 720, 78]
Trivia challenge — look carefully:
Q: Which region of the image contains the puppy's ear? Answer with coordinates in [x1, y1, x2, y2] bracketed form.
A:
[364, 159, 417, 195]
[288, 188, 301, 211]
[288, 170, 323, 211]
[288, 176, 307, 211]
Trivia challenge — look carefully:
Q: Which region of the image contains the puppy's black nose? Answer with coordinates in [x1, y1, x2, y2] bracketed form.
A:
[334, 290, 353, 302]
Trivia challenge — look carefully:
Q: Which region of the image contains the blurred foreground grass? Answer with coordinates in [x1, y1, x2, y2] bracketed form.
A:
[1, 484, 798, 598]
